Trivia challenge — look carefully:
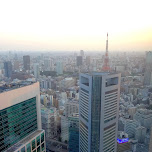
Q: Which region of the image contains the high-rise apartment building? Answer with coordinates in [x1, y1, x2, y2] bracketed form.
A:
[0, 82, 46, 152]
[79, 72, 121, 152]
[68, 113, 79, 152]
[4, 61, 12, 78]
[144, 51, 152, 85]
[23, 55, 30, 70]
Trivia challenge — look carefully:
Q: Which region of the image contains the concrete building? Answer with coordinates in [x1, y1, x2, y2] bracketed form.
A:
[34, 63, 40, 79]
[79, 72, 121, 152]
[23, 55, 30, 70]
[61, 116, 69, 142]
[134, 109, 152, 129]
[128, 107, 137, 119]
[41, 106, 57, 139]
[135, 126, 146, 143]
[0, 82, 46, 152]
[76, 56, 83, 67]
[124, 120, 138, 138]
[68, 113, 79, 152]
[117, 132, 131, 152]
[144, 51, 152, 85]
[4, 61, 12, 78]
[40, 76, 51, 90]
[65, 99, 79, 117]
[86, 56, 91, 65]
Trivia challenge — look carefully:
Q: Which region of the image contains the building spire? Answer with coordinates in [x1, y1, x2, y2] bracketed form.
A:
[102, 33, 111, 72]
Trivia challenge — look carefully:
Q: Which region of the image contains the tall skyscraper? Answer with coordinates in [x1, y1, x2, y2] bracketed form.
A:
[102, 33, 111, 72]
[23, 55, 30, 70]
[144, 51, 152, 85]
[86, 56, 91, 65]
[34, 63, 40, 79]
[4, 61, 12, 78]
[79, 72, 121, 152]
[77, 56, 83, 67]
[0, 82, 46, 152]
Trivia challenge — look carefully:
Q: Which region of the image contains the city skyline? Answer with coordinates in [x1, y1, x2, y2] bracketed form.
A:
[0, 0, 152, 52]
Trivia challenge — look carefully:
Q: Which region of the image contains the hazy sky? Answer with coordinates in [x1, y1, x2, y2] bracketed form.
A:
[0, 0, 152, 52]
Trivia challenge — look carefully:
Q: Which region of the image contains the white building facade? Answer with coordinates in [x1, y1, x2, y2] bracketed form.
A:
[79, 72, 121, 152]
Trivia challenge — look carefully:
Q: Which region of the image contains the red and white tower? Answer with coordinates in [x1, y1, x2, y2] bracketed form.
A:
[102, 33, 111, 71]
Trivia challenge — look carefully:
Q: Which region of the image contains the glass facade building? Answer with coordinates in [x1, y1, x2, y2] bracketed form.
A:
[0, 82, 46, 152]
[0, 97, 37, 152]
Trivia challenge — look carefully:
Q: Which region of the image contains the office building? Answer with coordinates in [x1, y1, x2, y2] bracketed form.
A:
[79, 72, 121, 152]
[34, 63, 40, 79]
[68, 113, 79, 152]
[41, 106, 57, 139]
[134, 109, 152, 129]
[56, 61, 63, 75]
[0, 82, 46, 152]
[117, 132, 131, 152]
[86, 56, 91, 65]
[124, 120, 138, 138]
[65, 99, 79, 117]
[23, 55, 30, 70]
[135, 126, 146, 143]
[4, 61, 12, 78]
[77, 56, 83, 66]
[61, 116, 69, 142]
[144, 51, 152, 85]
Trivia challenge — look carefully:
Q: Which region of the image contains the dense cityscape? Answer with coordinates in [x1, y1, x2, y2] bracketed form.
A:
[0, 32, 152, 152]
[0, 0, 152, 151]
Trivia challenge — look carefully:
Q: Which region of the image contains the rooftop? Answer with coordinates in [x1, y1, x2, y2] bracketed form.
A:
[0, 81, 36, 93]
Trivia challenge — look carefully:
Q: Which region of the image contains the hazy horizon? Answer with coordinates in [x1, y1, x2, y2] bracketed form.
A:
[0, 0, 152, 52]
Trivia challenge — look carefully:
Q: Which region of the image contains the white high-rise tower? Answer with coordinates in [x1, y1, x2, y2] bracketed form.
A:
[79, 72, 121, 152]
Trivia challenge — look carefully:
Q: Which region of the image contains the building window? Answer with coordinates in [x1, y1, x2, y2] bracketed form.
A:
[41, 132, 44, 143]
[41, 143, 45, 151]
[37, 146, 40, 152]
[26, 143, 31, 152]
[21, 146, 25, 152]
[36, 135, 40, 146]
[32, 139, 36, 150]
